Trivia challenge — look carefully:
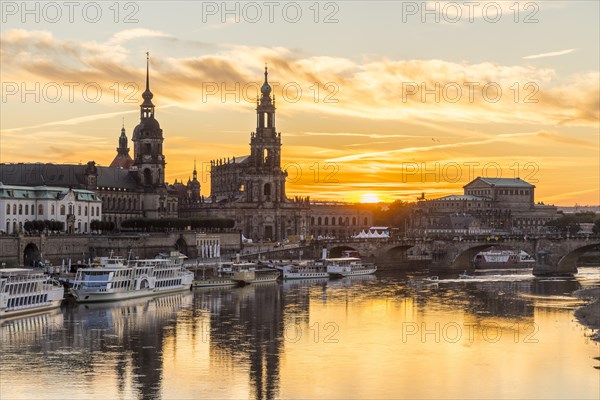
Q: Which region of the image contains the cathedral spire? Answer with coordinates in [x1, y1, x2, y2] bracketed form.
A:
[140, 52, 155, 119]
[193, 158, 198, 181]
[260, 63, 272, 104]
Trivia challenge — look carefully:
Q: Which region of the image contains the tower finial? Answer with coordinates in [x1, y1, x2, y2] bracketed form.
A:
[145, 51, 150, 92]
[264, 63, 268, 83]
[122, 117, 125, 130]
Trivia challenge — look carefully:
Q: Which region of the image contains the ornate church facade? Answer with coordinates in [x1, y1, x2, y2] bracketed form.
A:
[178, 67, 372, 242]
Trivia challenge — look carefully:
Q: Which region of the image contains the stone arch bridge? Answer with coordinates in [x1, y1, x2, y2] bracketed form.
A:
[316, 236, 600, 275]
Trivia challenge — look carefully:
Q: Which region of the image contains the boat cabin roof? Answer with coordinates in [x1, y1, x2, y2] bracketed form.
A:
[0, 268, 39, 276]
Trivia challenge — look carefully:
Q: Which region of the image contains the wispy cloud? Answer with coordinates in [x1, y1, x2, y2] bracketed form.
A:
[1, 105, 177, 133]
[523, 49, 576, 59]
[107, 29, 174, 45]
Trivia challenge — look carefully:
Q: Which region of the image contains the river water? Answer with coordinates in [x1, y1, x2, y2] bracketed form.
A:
[1, 267, 599, 400]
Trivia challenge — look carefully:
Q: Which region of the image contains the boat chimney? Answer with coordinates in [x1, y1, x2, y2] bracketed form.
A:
[321, 247, 328, 260]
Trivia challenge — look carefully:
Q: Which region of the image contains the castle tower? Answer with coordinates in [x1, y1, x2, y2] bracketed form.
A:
[132, 52, 165, 187]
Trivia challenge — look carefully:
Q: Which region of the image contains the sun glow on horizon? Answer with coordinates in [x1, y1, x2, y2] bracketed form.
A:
[360, 193, 381, 203]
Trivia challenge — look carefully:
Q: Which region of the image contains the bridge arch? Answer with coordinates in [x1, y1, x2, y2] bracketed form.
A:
[175, 237, 188, 256]
[383, 244, 414, 258]
[556, 242, 600, 274]
[451, 244, 499, 269]
[23, 242, 41, 267]
[328, 245, 359, 258]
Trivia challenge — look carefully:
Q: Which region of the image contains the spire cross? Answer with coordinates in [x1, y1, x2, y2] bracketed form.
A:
[145, 51, 150, 91]
[264, 62, 268, 83]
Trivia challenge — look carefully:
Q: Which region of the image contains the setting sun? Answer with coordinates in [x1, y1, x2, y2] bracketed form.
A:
[360, 193, 381, 203]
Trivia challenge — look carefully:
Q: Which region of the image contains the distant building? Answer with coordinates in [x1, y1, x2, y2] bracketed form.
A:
[309, 202, 372, 239]
[0, 183, 101, 234]
[412, 177, 557, 235]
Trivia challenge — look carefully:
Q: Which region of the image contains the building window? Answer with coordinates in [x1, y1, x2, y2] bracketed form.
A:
[97, 206, 100, 216]
[264, 183, 272, 196]
[85, 206, 88, 216]
[13, 204, 16, 214]
[25, 204, 29, 215]
[38, 204, 43, 215]
[60, 205, 65, 215]
[6, 204, 10, 215]
[6, 220, 9, 233]
[352, 217, 356, 226]
[324, 217, 329, 226]
[364, 217, 368, 225]
[18, 204, 22, 215]
[51, 204, 55, 215]
[318, 217, 322, 225]
[91, 207, 94, 217]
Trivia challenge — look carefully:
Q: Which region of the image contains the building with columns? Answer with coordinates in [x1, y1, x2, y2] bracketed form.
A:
[411, 177, 557, 235]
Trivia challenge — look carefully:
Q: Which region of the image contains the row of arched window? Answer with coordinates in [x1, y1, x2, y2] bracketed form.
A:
[102, 196, 137, 211]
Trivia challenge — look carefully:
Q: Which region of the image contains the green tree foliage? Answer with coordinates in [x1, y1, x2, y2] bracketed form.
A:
[592, 219, 600, 234]
[369, 201, 414, 230]
[545, 213, 590, 235]
[23, 220, 64, 233]
[90, 220, 115, 231]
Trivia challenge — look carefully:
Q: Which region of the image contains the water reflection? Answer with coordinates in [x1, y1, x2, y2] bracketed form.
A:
[0, 268, 598, 400]
[1, 293, 193, 399]
[195, 283, 284, 400]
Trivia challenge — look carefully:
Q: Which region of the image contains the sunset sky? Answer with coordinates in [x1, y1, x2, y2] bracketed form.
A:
[1, 1, 598, 205]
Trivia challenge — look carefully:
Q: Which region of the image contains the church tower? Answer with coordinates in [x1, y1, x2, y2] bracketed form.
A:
[109, 121, 133, 168]
[187, 159, 201, 201]
[245, 66, 287, 204]
[132, 53, 165, 188]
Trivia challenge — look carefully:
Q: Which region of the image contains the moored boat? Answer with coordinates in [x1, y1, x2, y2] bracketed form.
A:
[193, 262, 237, 287]
[280, 260, 328, 280]
[473, 250, 535, 269]
[70, 252, 193, 303]
[325, 257, 377, 278]
[231, 262, 280, 285]
[0, 269, 64, 319]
